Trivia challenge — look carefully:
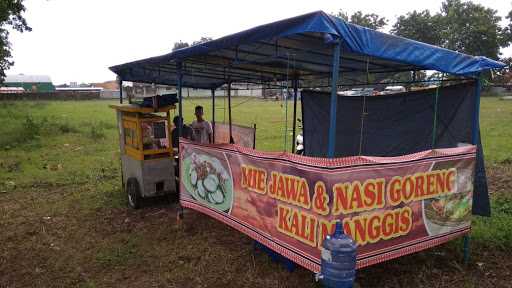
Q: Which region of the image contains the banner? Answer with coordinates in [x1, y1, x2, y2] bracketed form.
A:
[214, 123, 255, 148]
[180, 140, 475, 272]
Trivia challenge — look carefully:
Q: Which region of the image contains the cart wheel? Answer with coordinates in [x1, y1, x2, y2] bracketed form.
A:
[126, 177, 141, 209]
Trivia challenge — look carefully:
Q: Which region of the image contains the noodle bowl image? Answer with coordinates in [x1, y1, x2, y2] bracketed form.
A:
[182, 152, 234, 213]
[423, 168, 473, 236]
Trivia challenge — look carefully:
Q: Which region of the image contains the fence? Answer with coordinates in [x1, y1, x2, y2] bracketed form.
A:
[0, 91, 101, 101]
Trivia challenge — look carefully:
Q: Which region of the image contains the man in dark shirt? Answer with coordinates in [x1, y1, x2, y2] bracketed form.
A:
[171, 116, 192, 150]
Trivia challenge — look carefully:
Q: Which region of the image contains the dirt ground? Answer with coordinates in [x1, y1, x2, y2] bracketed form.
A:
[1, 164, 511, 288]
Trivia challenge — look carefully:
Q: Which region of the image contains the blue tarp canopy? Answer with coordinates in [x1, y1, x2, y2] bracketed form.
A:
[110, 10, 505, 89]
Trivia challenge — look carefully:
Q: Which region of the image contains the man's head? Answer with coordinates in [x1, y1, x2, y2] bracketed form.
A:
[194, 105, 204, 121]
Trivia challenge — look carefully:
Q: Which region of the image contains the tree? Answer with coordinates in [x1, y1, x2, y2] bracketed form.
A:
[392, 0, 507, 60]
[192, 37, 213, 45]
[391, 10, 443, 46]
[331, 10, 387, 31]
[493, 57, 512, 84]
[502, 9, 512, 45]
[172, 37, 213, 51]
[0, 0, 31, 83]
[439, 0, 506, 60]
[496, 10, 512, 83]
[172, 41, 189, 51]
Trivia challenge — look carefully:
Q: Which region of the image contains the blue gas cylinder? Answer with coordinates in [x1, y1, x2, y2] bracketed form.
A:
[318, 221, 357, 288]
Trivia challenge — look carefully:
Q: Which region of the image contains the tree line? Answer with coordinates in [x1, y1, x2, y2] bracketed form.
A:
[333, 0, 512, 82]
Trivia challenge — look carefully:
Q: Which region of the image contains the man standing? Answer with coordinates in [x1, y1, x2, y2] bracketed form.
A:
[190, 105, 213, 144]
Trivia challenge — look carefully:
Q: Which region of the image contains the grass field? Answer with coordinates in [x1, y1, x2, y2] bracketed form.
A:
[0, 97, 511, 287]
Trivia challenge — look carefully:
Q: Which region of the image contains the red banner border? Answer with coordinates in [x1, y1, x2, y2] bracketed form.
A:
[180, 139, 476, 169]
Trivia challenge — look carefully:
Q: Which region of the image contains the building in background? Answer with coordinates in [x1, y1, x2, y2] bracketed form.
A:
[55, 86, 103, 92]
[123, 82, 263, 99]
[54, 80, 121, 99]
[92, 80, 120, 99]
[3, 74, 55, 92]
[91, 80, 119, 91]
[0, 87, 25, 93]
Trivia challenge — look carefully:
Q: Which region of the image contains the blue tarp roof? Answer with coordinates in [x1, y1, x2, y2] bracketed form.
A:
[110, 11, 505, 89]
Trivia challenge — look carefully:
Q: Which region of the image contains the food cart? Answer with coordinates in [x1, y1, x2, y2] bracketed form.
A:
[109, 10, 505, 276]
[110, 103, 177, 208]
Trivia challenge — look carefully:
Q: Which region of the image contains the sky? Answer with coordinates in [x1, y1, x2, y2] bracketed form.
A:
[5, 0, 512, 85]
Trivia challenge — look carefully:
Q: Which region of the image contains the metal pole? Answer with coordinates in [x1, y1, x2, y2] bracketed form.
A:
[211, 88, 216, 143]
[167, 111, 173, 150]
[176, 61, 184, 222]
[411, 71, 417, 92]
[283, 82, 288, 152]
[291, 77, 298, 153]
[227, 81, 234, 144]
[471, 76, 481, 144]
[464, 75, 481, 265]
[119, 78, 123, 104]
[177, 62, 183, 138]
[327, 41, 341, 158]
[253, 123, 256, 149]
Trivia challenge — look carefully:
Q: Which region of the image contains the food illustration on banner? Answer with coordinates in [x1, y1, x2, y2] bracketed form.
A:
[423, 166, 473, 235]
[182, 151, 233, 213]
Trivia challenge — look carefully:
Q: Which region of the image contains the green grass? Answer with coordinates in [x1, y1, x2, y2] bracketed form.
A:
[472, 193, 512, 249]
[180, 96, 299, 151]
[0, 101, 120, 189]
[0, 98, 298, 190]
[479, 98, 512, 164]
